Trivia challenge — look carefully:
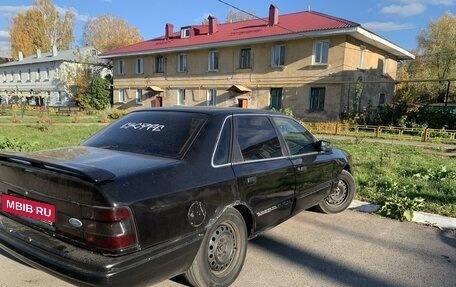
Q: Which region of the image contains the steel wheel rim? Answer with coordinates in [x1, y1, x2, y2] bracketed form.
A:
[325, 179, 349, 206]
[207, 221, 239, 277]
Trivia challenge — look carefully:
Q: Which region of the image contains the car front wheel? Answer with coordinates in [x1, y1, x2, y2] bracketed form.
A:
[317, 169, 355, 214]
[185, 207, 247, 287]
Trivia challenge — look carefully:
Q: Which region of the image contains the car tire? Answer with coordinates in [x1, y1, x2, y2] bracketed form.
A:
[317, 170, 355, 214]
[185, 207, 247, 287]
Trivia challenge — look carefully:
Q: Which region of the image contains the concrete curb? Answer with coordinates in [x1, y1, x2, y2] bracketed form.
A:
[349, 200, 456, 230]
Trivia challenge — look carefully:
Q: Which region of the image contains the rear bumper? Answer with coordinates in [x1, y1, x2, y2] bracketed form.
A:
[0, 214, 202, 287]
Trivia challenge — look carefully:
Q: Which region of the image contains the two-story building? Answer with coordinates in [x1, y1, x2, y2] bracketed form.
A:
[101, 5, 414, 121]
[0, 46, 108, 107]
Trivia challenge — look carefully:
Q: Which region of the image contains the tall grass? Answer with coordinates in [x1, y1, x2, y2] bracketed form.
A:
[332, 139, 456, 217]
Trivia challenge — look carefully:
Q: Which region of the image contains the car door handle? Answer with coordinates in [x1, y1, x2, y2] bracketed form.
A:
[246, 176, 257, 185]
[296, 166, 307, 173]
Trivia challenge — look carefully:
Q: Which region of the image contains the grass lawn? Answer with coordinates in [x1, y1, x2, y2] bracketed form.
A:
[1, 115, 455, 218]
[331, 139, 456, 218]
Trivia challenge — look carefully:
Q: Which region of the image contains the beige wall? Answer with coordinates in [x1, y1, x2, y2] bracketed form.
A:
[111, 35, 399, 121]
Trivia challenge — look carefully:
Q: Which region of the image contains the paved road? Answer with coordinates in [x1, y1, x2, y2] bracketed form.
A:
[0, 209, 455, 287]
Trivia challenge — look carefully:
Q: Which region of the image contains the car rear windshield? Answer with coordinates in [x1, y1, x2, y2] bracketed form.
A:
[83, 111, 208, 159]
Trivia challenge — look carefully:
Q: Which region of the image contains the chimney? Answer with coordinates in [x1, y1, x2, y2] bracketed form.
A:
[52, 45, 58, 57]
[36, 49, 41, 58]
[18, 51, 23, 61]
[208, 16, 218, 34]
[268, 4, 279, 26]
[165, 23, 174, 40]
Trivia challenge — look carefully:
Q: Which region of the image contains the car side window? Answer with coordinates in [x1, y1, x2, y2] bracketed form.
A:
[273, 117, 316, 155]
[213, 117, 232, 165]
[236, 116, 283, 161]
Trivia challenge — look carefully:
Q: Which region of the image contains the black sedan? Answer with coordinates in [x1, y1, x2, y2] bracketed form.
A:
[0, 107, 355, 287]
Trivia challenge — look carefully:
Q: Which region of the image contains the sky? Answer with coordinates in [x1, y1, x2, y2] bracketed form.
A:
[0, 0, 454, 57]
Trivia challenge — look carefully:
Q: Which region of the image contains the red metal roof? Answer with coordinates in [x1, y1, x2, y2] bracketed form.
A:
[101, 10, 360, 57]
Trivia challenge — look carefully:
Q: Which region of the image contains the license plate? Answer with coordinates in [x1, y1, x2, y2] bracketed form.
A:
[1, 194, 56, 223]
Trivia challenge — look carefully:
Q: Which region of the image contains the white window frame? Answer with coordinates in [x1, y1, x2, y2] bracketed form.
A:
[178, 54, 188, 72]
[119, 89, 126, 103]
[382, 56, 389, 75]
[36, 68, 41, 81]
[313, 40, 329, 65]
[177, 89, 186, 105]
[181, 27, 190, 38]
[10, 71, 14, 82]
[44, 68, 49, 81]
[118, 59, 125, 75]
[155, 55, 164, 73]
[136, 88, 143, 104]
[359, 46, 366, 69]
[207, 89, 217, 106]
[2, 71, 6, 82]
[240, 48, 252, 69]
[272, 45, 285, 67]
[136, 58, 144, 74]
[17, 70, 22, 82]
[208, 51, 219, 71]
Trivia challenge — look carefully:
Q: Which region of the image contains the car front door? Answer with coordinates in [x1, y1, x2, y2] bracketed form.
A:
[231, 115, 295, 233]
[272, 116, 335, 213]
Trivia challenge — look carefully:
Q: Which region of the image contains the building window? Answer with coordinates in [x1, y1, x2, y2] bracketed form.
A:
[36, 68, 41, 81]
[2, 71, 6, 82]
[118, 59, 125, 75]
[119, 89, 126, 103]
[17, 70, 22, 82]
[178, 89, 186, 105]
[136, 58, 144, 74]
[272, 45, 285, 67]
[382, 57, 388, 75]
[136, 89, 143, 104]
[314, 41, 329, 65]
[10, 71, 14, 82]
[181, 27, 190, 38]
[208, 51, 219, 71]
[45, 68, 49, 81]
[309, 87, 325, 112]
[240, 48, 252, 69]
[155, 56, 164, 73]
[270, 88, 283, 110]
[379, 93, 386, 106]
[207, 89, 217, 106]
[27, 69, 31, 81]
[359, 46, 366, 69]
[178, 54, 188, 72]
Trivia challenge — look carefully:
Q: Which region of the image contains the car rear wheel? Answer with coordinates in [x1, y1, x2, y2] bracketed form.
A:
[185, 207, 247, 287]
[317, 170, 355, 214]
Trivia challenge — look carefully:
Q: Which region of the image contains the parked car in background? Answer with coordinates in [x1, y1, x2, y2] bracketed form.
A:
[0, 107, 355, 287]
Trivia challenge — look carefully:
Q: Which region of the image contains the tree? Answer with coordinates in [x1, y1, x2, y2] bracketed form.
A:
[79, 75, 111, 110]
[35, 0, 75, 50]
[63, 49, 111, 110]
[82, 15, 144, 53]
[406, 12, 456, 103]
[225, 9, 256, 23]
[9, 0, 75, 58]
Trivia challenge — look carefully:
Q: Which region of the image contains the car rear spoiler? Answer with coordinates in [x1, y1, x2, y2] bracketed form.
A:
[0, 152, 115, 183]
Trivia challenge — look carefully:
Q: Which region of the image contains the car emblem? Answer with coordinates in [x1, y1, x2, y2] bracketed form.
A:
[69, 218, 83, 228]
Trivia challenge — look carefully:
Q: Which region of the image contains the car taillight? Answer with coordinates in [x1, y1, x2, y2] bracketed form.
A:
[81, 206, 138, 252]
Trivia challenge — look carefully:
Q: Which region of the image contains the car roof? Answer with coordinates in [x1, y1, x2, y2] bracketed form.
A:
[132, 107, 283, 117]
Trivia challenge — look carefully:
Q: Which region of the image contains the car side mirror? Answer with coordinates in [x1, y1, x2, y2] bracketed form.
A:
[315, 140, 332, 152]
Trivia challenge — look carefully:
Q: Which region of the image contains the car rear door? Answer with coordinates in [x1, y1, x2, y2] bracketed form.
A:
[272, 116, 335, 213]
[230, 115, 295, 232]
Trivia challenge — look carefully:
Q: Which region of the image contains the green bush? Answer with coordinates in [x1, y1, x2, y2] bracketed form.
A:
[0, 137, 34, 152]
[377, 193, 425, 222]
